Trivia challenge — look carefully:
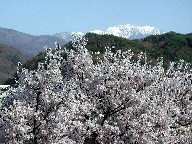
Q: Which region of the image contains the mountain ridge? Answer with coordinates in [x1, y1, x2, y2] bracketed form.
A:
[0, 24, 163, 57]
[54, 24, 164, 42]
[0, 27, 67, 57]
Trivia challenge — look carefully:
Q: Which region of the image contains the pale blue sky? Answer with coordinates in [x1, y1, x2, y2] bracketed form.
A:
[0, 0, 191, 35]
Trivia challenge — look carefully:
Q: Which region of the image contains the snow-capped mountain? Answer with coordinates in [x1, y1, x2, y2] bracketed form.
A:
[54, 24, 164, 42]
[100, 24, 163, 39]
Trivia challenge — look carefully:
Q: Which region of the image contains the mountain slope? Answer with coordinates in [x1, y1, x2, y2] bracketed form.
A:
[23, 33, 163, 71]
[0, 27, 66, 57]
[141, 31, 192, 67]
[0, 44, 28, 84]
[54, 24, 164, 42]
[25, 32, 192, 72]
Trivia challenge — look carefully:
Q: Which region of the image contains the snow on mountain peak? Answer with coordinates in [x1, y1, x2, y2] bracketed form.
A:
[54, 24, 164, 42]
[102, 24, 163, 39]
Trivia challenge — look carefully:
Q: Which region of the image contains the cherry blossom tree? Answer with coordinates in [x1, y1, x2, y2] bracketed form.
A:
[0, 36, 192, 143]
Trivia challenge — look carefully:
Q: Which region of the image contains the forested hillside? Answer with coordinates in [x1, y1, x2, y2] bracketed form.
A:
[142, 31, 192, 67]
[23, 32, 192, 71]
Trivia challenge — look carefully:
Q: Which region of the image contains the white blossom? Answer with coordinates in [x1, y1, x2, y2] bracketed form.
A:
[0, 36, 191, 143]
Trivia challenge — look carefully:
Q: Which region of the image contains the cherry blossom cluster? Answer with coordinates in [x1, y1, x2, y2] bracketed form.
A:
[0, 36, 191, 143]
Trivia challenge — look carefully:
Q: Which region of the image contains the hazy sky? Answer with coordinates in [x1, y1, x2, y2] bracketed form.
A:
[0, 0, 191, 35]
